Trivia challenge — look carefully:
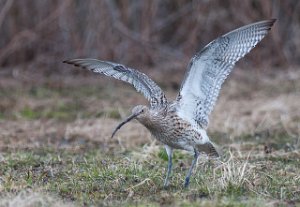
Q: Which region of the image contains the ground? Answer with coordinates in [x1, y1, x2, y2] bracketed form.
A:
[0, 67, 299, 206]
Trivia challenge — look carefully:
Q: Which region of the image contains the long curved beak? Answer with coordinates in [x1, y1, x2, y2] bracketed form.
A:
[111, 111, 141, 138]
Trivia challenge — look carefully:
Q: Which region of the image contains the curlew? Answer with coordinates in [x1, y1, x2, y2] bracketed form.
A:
[64, 19, 276, 188]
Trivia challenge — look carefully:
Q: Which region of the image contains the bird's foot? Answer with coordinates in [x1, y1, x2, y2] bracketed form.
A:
[163, 180, 169, 189]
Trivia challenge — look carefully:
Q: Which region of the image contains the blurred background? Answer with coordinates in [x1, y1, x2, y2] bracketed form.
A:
[0, 0, 299, 77]
[0, 2, 300, 205]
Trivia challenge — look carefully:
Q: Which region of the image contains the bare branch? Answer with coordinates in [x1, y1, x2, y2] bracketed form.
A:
[0, 0, 71, 65]
[104, 0, 185, 61]
[0, 0, 14, 29]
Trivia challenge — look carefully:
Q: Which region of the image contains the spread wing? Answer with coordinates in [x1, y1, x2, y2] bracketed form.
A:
[63, 59, 167, 109]
[176, 19, 276, 127]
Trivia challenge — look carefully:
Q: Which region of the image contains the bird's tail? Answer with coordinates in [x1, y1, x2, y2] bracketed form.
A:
[197, 141, 221, 157]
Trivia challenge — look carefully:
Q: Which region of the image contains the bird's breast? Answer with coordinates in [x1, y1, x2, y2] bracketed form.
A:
[141, 113, 204, 150]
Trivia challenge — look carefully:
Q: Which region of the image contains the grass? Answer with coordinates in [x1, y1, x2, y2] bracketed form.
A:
[0, 147, 299, 206]
[0, 69, 299, 206]
[0, 83, 124, 121]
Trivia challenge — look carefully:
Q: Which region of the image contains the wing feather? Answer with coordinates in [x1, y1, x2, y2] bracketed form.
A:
[63, 59, 167, 108]
[176, 19, 276, 127]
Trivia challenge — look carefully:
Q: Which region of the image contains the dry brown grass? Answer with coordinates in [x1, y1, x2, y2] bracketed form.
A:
[0, 190, 73, 207]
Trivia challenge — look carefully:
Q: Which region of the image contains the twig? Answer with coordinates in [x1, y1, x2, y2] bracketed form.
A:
[0, 0, 14, 29]
[152, 3, 193, 33]
[0, 0, 71, 65]
[126, 178, 151, 191]
[103, 0, 184, 61]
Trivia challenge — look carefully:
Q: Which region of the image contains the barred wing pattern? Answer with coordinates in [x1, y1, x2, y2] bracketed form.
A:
[176, 19, 276, 127]
[63, 59, 167, 109]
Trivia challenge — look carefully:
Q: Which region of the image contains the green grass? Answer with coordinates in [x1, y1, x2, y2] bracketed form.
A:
[1, 146, 299, 206]
[18, 102, 82, 121]
[0, 84, 124, 121]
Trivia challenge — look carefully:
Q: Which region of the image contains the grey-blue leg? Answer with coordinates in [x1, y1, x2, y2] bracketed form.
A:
[163, 145, 173, 188]
[184, 149, 199, 188]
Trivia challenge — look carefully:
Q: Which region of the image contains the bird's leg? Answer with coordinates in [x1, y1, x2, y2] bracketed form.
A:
[184, 149, 199, 188]
[163, 145, 173, 188]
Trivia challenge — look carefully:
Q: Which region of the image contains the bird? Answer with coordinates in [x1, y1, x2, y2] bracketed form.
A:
[63, 19, 276, 188]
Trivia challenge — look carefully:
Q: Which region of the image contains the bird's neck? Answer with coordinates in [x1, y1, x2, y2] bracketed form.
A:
[138, 110, 165, 132]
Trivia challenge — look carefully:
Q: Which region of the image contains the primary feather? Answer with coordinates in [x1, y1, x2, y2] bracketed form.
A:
[63, 59, 167, 109]
[176, 19, 276, 127]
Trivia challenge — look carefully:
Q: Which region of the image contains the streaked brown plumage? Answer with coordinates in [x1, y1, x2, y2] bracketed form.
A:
[64, 19, 276, 188]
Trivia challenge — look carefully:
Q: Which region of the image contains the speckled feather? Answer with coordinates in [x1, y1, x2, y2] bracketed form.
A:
[130, 104, 219, 156]
[64, 20, 275, 187]
[64, 19, 275, 156]
[63, 59, 167, 109]
[176, 19, 276, 128]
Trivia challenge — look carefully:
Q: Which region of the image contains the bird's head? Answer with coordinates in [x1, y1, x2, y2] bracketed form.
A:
[111, 105, 149, 138]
